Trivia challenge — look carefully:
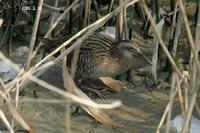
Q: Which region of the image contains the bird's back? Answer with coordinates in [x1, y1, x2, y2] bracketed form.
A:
[76, 33, 116, 80]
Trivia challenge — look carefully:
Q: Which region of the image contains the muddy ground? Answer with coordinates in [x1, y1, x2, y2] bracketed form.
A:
[14, 62, 180, 133]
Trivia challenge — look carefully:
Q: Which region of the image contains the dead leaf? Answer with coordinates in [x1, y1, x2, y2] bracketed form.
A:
[99, 77, 125, 93]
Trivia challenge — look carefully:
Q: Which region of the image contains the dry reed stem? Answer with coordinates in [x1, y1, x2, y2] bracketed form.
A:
[170, 1, 180, 58]
[9, 0, 78, 91]
[0, 70, 32, 132]
[0, 17, 11, 48]
[70, 0, 91, 79]
[43, 3, 63, 12]
[17, 98, 73, 104]
[0, 51, 121, 109]
[181, 0, 200, 132]
[0, 109, 14, 133]
[16, 98, 119, 104]
[0, 79, 12, 104]
[32, 0, 79, 59]
[29, 76, 122, 109]
[195, 0, 200, 51]
[70, 46, 80, 78]
[62, 47, 71, 133]
[181, 93, 198, 133]
[169, 1, 178, 42]
[26, 0, 44, 70]
[0, 18, 3, 28]
[172, 12, 182, 58]
[165, 73, 177, 133]
[11, 81, 20, 129]
[141, 0, 183, 78]
[141, 0, 192, 100]
[0, 88, 33, 132]
[156, 102, 171, 133]
[49, 0, 59, 27]
[108, 0, 115, 13]
[123, 1, 129, 40]
[117, 0, 124, 40]
[184, 85, 189, 111]
[177, 0, 200, 72]
[177, 77, 185, 116]
[195, 103, 200, 118]
[8, 105, 34, 132]
[156, 73, 179, 133]
[61, 66, 119, 125]
[43, 0, 79, 38]
[144, 0, 200, 131]
[93, 0, 101, 19]
[8, 25, 13, 56]
[65, 100, 71, 133]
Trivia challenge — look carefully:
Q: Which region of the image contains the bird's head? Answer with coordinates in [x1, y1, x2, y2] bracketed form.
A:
[115, 40, 137, 59]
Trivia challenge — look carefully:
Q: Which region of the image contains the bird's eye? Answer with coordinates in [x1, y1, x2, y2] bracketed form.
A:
[127, 47, 134, 51]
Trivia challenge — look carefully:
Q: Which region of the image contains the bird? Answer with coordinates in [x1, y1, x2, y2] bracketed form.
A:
[39, 32, 139, 92]
[72, 33, 139, 92]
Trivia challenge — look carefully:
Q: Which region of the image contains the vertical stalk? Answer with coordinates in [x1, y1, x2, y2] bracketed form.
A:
[117, 0, 124, 40]
[26, 0, 44, 70]
[71, 0, 91, 78]
[182, 0, 200, 132]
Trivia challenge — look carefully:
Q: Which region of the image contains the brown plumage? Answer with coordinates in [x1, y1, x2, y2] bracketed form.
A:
[40, 33, 139, 92]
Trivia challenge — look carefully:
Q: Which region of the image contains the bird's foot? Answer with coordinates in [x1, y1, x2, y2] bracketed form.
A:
[71, 105, 81, 116]
[145, 74, 170, 93]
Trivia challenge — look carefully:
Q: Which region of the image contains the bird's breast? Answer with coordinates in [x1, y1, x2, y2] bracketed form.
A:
[94, 56, 132, 77]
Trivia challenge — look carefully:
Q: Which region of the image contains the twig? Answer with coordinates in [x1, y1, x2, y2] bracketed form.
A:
[70, 46, 80, 79]
[62, 47, 71, 133]
[0, 17, 11, 49]
[93, 0, 101, 19]
[181, 0, 200, 132]
[141, 0, 190, 86]
[49, 0, 59, 27]
[181, 92, 198, 133]
[177, 76, 185, 116]
[123, 0, 129, 40]
[29, 75, 121, 109]
[32, 0, 80, 59]
[171, 1, 179, 57]
[117, 0, 124, 40]
[165, 73, 178, 133]
[0, 18, 3, 28]
[195, 103, 200, 118]
[108, 0, 115, 13]
[11, 81, 19, 129]
[156, 73, 179, 133]
[8, 25, 13, 56]
[0, 109, 14, 133]
[156, 102, 170, 133]
[43, 0, 79, 38]
[16, 98, 72, 104]
[26, 0, 44, 70]
[0, 80, 34, 132]
[43, 3, 64, 13]
[177, 0, 200, 71]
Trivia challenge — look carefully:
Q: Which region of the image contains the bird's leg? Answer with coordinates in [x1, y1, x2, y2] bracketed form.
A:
[126, 69, 136, 87]
[71, 105, 80, 116]
[71, 86, 106, 117]
[83, 86, 107, 99]
[32, 84, 38, 99]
